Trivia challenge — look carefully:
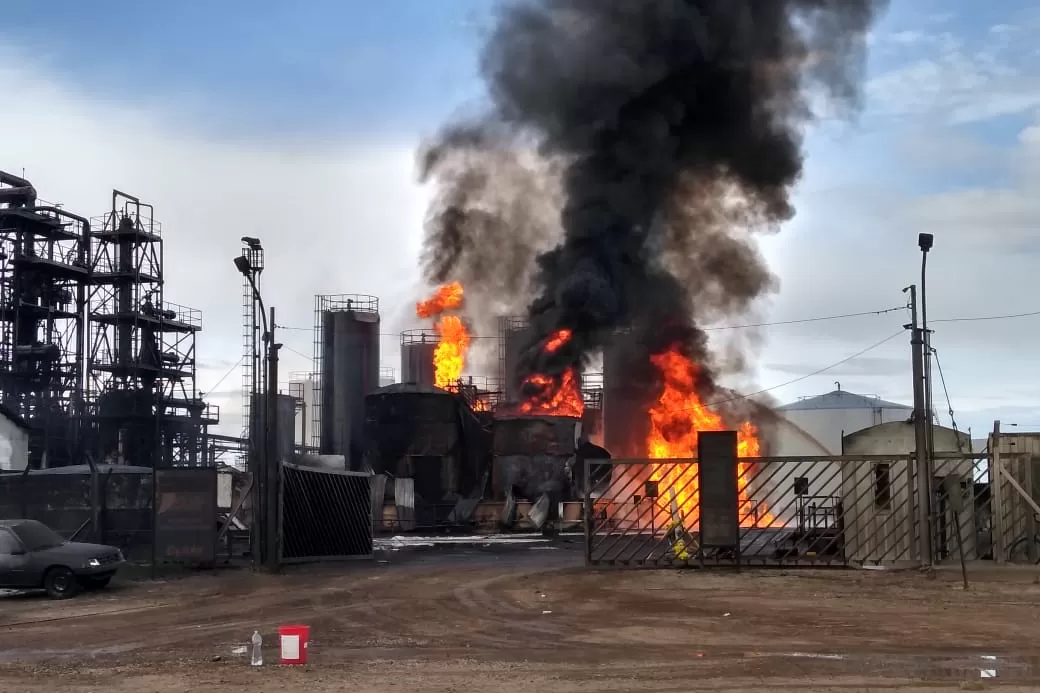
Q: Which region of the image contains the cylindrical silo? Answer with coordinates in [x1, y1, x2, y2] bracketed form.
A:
[497, 316, 529, 402]
[317, 295, 380, 469]
[602, 328, 651, 459]
[400, 329, 437, 387]
[250, 392, 297, 463]
[492, 414, 579, 505]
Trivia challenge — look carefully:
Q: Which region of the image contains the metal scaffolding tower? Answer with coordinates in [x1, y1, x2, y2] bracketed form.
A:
[0, 171, 90, 467]
[86, 190, 217, 467]
[240, 239, 264, 450]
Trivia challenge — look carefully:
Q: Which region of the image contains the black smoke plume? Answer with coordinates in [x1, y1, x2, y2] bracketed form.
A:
[420, 0, 887, 404]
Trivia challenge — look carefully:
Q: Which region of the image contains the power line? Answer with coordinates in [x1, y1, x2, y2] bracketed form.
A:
[273, 304, 907, 339]
[272, 324, 908, 408]
[704, 306, 906, 331]
[281, 344, 313, 362]
[275, 305, 1040, 338]
[932, 348, 960, 434]
[708, 329, 907, 407]
[932, 309, 1040, 324]
[200, 356, 244, 396]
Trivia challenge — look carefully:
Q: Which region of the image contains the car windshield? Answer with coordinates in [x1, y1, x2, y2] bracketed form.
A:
[11, 520, 66, 551]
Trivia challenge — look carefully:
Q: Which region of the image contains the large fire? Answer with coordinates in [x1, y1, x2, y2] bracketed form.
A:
[516, 329, 585, 418]
[646, 347, 773, 530]
[432, 315, 470, 389]
[415, 282, 471, 390]
[416, 282, 463, 318]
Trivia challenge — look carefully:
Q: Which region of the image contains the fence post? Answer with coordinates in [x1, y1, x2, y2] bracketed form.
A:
[992, 421, 1004, 565]
[583, 458, 591, 566]
[1026, 453, 1037, 564]
[264, 306, 281, 573]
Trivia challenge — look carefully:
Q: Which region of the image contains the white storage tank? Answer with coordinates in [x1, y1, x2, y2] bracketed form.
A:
[753, 389, 912, 530]
[775, 388, 912, 456]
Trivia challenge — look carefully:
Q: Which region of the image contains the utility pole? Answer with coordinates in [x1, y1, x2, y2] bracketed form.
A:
[264, 306, 282, 572]
[919, 233, 936, 497]
[905, 284, 932, 564]
[251, 322, 266, 569]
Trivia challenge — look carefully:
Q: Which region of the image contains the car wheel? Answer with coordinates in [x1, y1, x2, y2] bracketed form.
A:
[81, 576, 112, 590]
[43, 566, 80, 600]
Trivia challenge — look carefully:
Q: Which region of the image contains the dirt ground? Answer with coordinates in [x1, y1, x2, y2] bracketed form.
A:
[3, 543, 1040, 692]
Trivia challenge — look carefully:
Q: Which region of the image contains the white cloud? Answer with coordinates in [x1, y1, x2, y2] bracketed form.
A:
[866, 25, 1040, 124]
[755, 105, 1040, 434]
[0, 47, 431, 439]
[737, 9, 1040, 434]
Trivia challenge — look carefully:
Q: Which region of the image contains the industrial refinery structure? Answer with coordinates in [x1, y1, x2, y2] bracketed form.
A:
[3, 170, 1027, 572]
[0, 171, 216, 469]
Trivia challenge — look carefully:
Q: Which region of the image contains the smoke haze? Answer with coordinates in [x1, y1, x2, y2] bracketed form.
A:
[419, 0, 888, 401]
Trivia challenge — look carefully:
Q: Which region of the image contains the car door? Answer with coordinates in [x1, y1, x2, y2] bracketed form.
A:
[0, 528, 30, 588]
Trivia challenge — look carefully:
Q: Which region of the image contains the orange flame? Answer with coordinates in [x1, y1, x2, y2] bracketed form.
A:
[416, 281, 464, 319]
[416, 282, 471, 391]
[472, 397, 491, 412]
[432, 315, 470, 389]
[516, 329, 584, 418]
[646, 347, 773, 530]
[545, 329, 572, 353]
[518, 369, 584, 418]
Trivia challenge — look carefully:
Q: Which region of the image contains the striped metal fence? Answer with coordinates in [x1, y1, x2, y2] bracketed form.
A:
[584, 453, 1010, 568]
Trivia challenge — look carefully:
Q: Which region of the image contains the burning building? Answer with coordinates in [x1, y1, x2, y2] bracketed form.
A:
[416, 0, 886, 484]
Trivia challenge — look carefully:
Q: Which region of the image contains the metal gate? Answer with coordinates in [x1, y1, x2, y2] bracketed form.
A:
[153, 467, 218, 565]
[585, 455, 934, 568]
[279, 462, 374, 563]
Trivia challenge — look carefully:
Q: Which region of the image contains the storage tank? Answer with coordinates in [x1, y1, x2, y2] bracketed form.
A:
[400, 329, 437, 387]
[602, 328, 652, 458]
[363, 383, 487, 527]
[497, 316, 529, 402]
[492, 414, 580, 504]
[317, 294, 380, 469]
[776, 389, 912, 456]
[250, 392, 297, 463]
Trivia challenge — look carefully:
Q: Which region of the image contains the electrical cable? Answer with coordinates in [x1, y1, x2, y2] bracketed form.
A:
[704, 306, 906, 331]
[931, 309, 1040, 324]
[707, 328, 908, 407]
[272, 304, 906, 338]
[272, 324, 909, 415]
[200, 356, 244, 396]
[276, 306, 1040, 336]
[931, 348, 959, 434]
[280, 344, 313, 362]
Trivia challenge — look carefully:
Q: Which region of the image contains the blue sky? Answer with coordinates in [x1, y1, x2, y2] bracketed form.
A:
[1, 0, 1039, 436]
[0, 0, 1027, 140]
[1, 0, 490, 138]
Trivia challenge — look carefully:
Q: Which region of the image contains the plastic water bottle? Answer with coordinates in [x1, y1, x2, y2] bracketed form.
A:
[250, 630, 263, 666]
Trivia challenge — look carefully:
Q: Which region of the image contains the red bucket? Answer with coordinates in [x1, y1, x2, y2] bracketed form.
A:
[278, 625, 310, 665]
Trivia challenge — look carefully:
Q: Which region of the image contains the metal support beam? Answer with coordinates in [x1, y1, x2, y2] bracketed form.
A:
[905, 285, 932, 564]
[264, 306, 281, 572]
[992, 421, 1004, 565]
